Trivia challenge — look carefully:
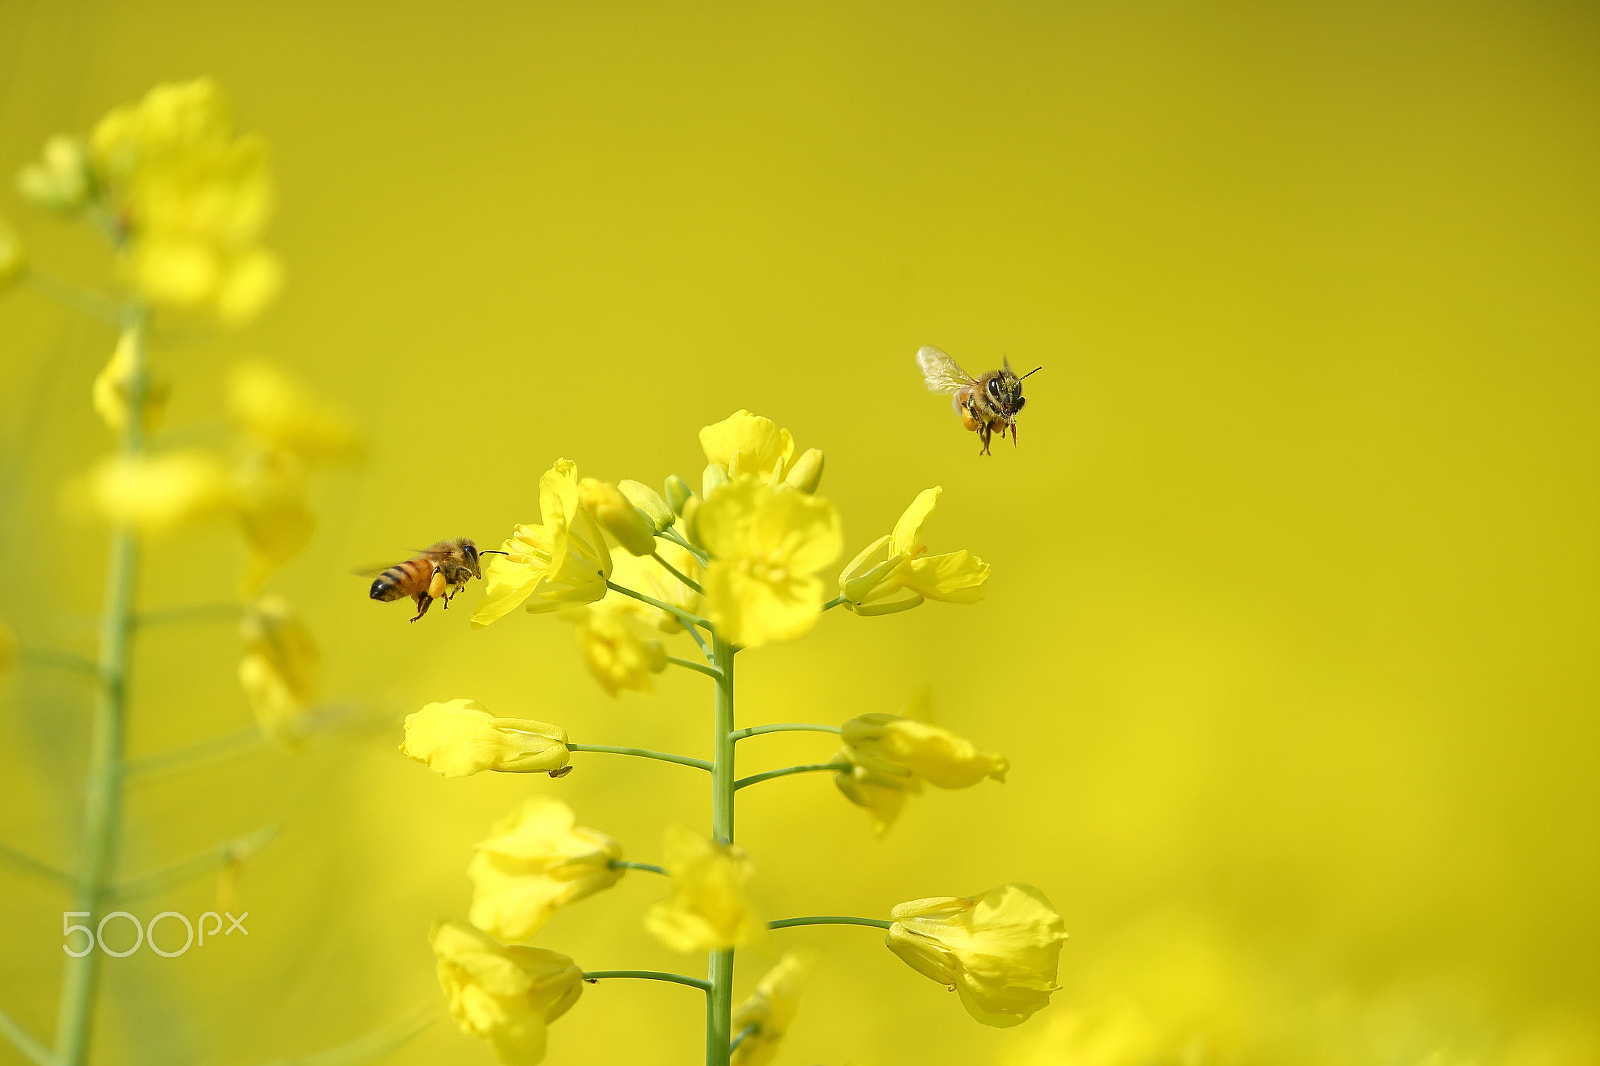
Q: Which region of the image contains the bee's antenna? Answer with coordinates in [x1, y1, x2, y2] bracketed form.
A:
[478, 550, 510, 556]
[1019, 366, 1042, 380]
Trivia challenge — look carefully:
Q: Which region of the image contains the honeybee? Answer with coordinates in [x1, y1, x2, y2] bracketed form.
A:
[368, 538, 504, 622]
[917, 345, 1041, 455]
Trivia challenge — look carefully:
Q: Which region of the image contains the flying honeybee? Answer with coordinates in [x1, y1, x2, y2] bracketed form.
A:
[367, 538, 504, 622]
[917, 345, 1042, 455]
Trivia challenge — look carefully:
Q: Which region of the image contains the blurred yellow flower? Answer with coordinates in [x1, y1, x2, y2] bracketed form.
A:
[431, 919, 583, 1066]
[833, 690, 1007, 833]
[697, 478, 842, 648]
[885, 883, 1066, 1028]
[607, 546, 701, 634]
[731, 950, 814, 1066]
[644, 825, 767, 952]
[401, 699, 572, 778]
[472, 459, 613, 627]
[91, 327, 171, 433]
[468, 797, 623, 943]
[238, 597, 319, 748]
[74, 449, 235, 532]
[233, 452, 315, 595]
[699, 409, 797, 483]
[90, 78, 282, 323]
[0, 215, 25, 290]
[226, 360, 361, 463]
[568, 598, 667, 697]
[839, 487, 988, 615]
[577, 477, 656, 556]
[783, 447, 825, 493]
[15, 135, 92, 213]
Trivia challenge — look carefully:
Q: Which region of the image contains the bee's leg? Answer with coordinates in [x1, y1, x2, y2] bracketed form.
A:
[978, 422, 992, 455]
[410, 593, 434, 622]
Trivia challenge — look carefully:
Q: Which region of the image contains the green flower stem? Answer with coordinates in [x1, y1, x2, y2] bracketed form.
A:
[124, 727, 264, 784]
[667, 655, 721, 680]
[17, 648, 103, 680]
[133, 602, 242, 627]
[567, 743, 712, 773]
[730, 722, 841, 742]
[729, 1023, 757, 1054]
[707, 631, 737, 1066]
[660, 527, 710, 564]
[607, 859, 668, 877]
[606, 581, 710, 632]
[768, 915, 894, 931]
[0, 1003, 54, 1066]
[652, 551, 704, 595]
[54, 305, 148, 1066]
[582, 971, 711, 994]
[114, 824, 279, 902]
[24, 269, 124, 326]
[733, 762, 850, 791]
[821, 594, 848, 612]
[0, 841, 74, 889]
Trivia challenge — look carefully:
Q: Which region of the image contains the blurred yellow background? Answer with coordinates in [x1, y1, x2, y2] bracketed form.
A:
[2, 0, 1596, 1063]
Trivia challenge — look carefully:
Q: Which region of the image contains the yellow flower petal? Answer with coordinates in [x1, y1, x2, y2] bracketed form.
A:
[840, 486, 988, 613]
[91, 327, 170, 433]
[885, 883, 1067, 1028]
[74, 450, 235, 532]
[227, 360, 360, 464]
[644, 825, 767, 953]
[238, 596, 319, 748]
[567, 598, 667, 697]
[468, 798, 623, 942]
[401, 699, 571, 778]
[578, 477, 656, 556]
[699, 410, 795, 482]
[431, 919, 582, 1065]
[731, 950, 815, 1066]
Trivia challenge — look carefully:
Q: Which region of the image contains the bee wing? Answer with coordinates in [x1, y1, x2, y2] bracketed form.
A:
[917, 345, 976, 395]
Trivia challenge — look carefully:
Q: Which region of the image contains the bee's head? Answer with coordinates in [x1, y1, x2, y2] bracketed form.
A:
[458, 538, 482, 579]
[989, 360, 1042, 420]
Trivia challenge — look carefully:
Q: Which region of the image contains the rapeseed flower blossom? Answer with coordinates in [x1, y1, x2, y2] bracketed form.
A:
[731, 950, 814, 1066]
[89, 78, 282, 322]
[644, 825, 767, 952]
[839, 487, 988, 615]
[699, 410, 799, 483]
[606, 545, 701, 634]
[567, 597, 667, 697]
[401, 699, 571, 778]
[431, 919, 582, 1066]
[75, 449, 235, 532]
[15, 135, 92, 213]
[237, 596, 320, 748]
[577, 477, 656, 556]
[226, 360, 361, 463]
[91, 328, 170, 433]
[468, 798, 623, 942]
[885, 883, 1066, 1027]
[697, 478, 842, 648]
[473, 459, 612, 627]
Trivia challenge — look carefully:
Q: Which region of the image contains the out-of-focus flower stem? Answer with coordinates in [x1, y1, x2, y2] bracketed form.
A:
[133, 602, 242, 627]
[0, 1004, 53, 1066]
[660, 527, 709, 563]
[17, 647, 103, 679]
[706, 631, 737, 1066]
[667, 655, 721, 679]
[606, 580, 715, 661]
[608, 859, 668, 876]
[652, 551, 704, 594]
[730, 722, 841, 742]
[768, 915, 893, 931]
[582, 971, 712, 993]
[114, 824, 279, 902]
[55, 305, 148, 1066]
[24, 269, 125, 326]
[821, 594, 847, 612]
[567, 742, 712, 773]
[0, 842, 74, 889]
[733, 762, 850, 791]
[123, 726, 264, 784]
[729, 1023, 756, 1054]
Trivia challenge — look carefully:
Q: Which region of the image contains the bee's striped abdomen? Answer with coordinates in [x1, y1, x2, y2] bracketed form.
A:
[370, 557, 431, 601]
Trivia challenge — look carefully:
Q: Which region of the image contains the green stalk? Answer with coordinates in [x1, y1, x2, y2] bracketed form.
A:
[55, 307, 148, 1066]
[768, 915, 893, 931]
[706, 631, 737, 1066]
[733, 761, 850, 791]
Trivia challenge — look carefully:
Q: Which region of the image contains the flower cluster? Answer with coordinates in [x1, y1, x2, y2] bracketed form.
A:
[397, 410, 1059, 1064]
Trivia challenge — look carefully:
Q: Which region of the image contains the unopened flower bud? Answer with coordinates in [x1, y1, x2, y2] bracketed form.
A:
[619, 479, 674, 531]
[784, 448, 824, 493]
[664, 474, 694, 515]
[702, 462, 730, 498]
[578, 478, 656, 556]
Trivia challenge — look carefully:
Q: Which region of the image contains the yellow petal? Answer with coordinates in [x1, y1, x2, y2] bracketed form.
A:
[904, 550, 990, 604]
[227, 360, 360, 463]
[699, 410, 793, 481]
[890, 486, 942, 557]
[468, 798, 623, 942]
[400, 699, 570, 778]
[74, 450, 235, 532]
[644, 826, 767, 952]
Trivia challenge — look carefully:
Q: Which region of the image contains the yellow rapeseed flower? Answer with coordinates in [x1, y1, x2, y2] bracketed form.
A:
[606, 545, 701, 634]
[731, 950, 814, 1066]
[567, 597, 667, 697]
[238, 597, 320, 748]
[472, 459, 612, 627]
[696, 478, 842, 648]
[74, 449, 235, 532]
[233, 452, 315, 595]
[226, 361, 361, 464]
[431, 919, 582, 1066]
[577, 477, 656, 556]
[619, 479, 675, 531]
[839, 487, 989, 615]
[15, 135, 93, 213]
[699, 409, 798, 484]
[833, 690, 1008, 833]
[91, 78, 282, 323]
[468, 798, 623, 942]
[885, 883, 1067, 1028]
[644, 825, 767, 953]
[91, 328, 171, 433]
[401, 699, 571, 778]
